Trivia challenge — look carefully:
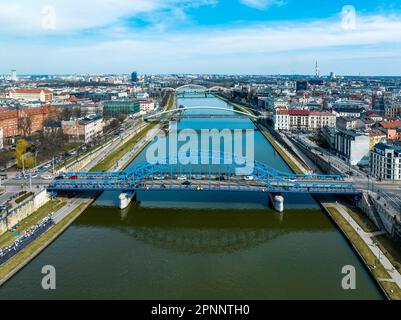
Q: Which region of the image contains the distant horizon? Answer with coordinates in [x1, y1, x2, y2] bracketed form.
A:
[3, 72, 401, 78]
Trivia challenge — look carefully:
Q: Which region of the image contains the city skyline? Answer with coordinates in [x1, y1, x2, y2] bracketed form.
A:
[1, 0, 401, 75]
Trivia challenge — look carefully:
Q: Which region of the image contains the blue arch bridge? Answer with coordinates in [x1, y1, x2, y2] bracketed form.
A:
[48, 152, 359, 212]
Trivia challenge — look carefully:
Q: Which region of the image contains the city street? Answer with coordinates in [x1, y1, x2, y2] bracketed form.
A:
[289, 133, 401, 210]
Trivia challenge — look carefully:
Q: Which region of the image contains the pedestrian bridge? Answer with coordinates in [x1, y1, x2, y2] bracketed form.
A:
[48, 152, 359, 212]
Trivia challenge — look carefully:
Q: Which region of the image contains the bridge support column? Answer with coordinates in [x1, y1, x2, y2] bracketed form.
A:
[269, 193, 284, 213]
[119, 191, 136, 210]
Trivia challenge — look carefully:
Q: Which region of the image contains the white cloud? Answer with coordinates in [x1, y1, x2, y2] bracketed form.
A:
[240, 0, 283, 10]
[1, 11, 401, 75]
[0, 0, 215, 34]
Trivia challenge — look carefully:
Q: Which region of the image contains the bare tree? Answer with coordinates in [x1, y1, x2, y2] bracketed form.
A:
[18, 114, 32, 137]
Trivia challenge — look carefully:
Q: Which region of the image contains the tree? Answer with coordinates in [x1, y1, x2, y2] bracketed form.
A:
[73, 107, 83, 119]
[60, 108, 73, 121]
[15, 139, 30, 168]
[18, 114, 32, 137]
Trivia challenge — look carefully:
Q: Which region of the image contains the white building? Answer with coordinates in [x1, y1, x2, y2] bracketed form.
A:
[273, 109, 336, 131]
[334, 130, 370, 165]
[136, 92, 150, 101]
[139, 100, 156, 115]
[266, 97, 289, 110]
[10, 69, 17, 82]
[370, 143, 401, 181]
[9, 89, 53, 102]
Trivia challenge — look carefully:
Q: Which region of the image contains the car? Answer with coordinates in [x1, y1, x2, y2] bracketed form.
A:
[177, 175, 187, 181]
[243, 175, 255, 181]
[42, 175, 53, 180]
[181, 180, 192, 186]
[154, 175, 165, 180]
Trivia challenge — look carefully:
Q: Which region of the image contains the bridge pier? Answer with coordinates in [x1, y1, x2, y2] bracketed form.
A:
[269, 193, 284, 213]
[119, 191, 136, 210]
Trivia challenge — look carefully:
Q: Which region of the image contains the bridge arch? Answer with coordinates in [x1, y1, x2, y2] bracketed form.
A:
[176, 84, 208, 93]
[208, 86, 231, 92]
[143, 106, 261, 121]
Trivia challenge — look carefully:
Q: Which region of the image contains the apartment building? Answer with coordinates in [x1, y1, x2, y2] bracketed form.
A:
[370, 143, 401, 181]
[334, 130, 370, 165]
[139, 100, 156, 115]
[273, 109, 336, 131]
[9, 89, 53, 102]
[62, 115, 103, 143]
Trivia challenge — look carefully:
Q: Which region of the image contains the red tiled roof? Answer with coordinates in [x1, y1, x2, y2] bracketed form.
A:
[276, 109, 310, 115]
[0, 106, 58, 121]
[11, 89, 52, 94]
[379, 120, 401, 129]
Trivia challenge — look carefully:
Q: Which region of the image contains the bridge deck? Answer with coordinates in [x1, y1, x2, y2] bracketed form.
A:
[49, 174, 357, 195]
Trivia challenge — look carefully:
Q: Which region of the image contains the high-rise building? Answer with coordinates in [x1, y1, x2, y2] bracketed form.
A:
[10, 69, 17, 81]
[315, 61, 320, 78]
[131, 71, 138, 82]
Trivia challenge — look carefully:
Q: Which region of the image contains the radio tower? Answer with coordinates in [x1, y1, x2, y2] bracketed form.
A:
[315, 61, 320, 78]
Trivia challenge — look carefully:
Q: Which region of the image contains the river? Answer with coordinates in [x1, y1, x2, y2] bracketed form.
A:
[0, 94, 382, 299]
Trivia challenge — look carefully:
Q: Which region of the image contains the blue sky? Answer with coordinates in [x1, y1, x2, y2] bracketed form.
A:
[1, 0, 401, 75]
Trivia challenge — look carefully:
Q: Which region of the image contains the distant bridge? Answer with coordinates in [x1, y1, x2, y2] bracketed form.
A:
[162, 84, 231, 94]
[144, 106, 261, 122]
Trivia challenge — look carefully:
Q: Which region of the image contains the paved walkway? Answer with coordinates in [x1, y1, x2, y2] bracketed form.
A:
[322, 201, 401, 287]
[52, 198, 86, 224]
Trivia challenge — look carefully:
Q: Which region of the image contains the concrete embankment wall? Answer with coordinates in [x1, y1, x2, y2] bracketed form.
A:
[367, 192, 398, 234]
[0, 190, 50, 235]
[357, 192, 384, 229]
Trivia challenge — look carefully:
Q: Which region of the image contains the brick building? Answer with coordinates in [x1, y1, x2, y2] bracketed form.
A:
[0, 106, 59, 138]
